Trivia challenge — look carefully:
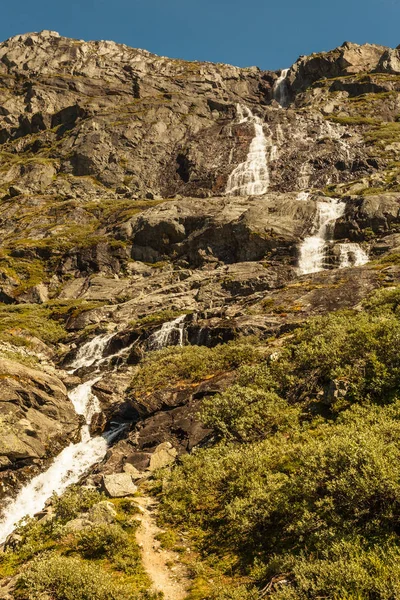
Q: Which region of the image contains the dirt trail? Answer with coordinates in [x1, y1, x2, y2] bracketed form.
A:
[135, 496, 189, 600]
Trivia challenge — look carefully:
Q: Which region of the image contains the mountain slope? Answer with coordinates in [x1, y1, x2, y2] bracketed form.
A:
[0, 31, 400, 600]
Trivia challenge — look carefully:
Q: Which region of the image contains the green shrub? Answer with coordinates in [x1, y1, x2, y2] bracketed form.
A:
[201, 385, 300, 442]
[15, 554, 139, 600]
[52, 486, 104, 522]
[112, 545, 143, 575]
[267, 539, 400, 600]
[76, 524, 129, 559]
[0, 304, 66, 344]
[130, 339, 264, 393]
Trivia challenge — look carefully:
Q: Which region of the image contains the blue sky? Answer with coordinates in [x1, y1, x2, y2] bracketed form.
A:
[1, 0, 399, 70]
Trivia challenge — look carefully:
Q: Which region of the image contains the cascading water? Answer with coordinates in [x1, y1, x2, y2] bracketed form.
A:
[338, 242, 369, 268]
[0, 332, 123, 544]
[68, 332, 115, 371]
[226, 104, 270, 196]
[273, 68, 290, 107]
[298, 199, 345, 274]
[147, 315, 186, 350]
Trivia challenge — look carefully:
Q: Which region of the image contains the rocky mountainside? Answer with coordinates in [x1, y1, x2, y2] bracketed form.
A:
[1, 30, 400, 599]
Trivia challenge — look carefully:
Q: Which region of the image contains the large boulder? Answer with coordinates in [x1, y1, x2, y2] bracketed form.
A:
[148, 442, 178, 472]
[377, 48, 400, 74]
[102, 473, 138, 497]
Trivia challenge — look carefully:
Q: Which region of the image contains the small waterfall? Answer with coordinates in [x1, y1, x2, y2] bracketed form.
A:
[69, 378, 102, 442]
[299, 199, 345, 274]
[0, 436, 108, 544]
[338, 243, 369, 268]
[273, 68, 290, 107]
[0, 333, 124, 544]
[298, 162, 312, 190]
[226, 104, 270, 196]
[68, 332, 115, 371]
[147, 315, 186, 350]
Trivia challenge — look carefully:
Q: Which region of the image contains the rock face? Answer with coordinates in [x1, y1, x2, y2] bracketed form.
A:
[0, 359, 80, 499]
[0, 32, 397, 307]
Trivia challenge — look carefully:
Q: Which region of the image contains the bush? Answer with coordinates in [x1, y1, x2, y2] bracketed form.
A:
[15, 554, 138, 600]
[267, 539, 400, 600]
[52, 486, 104, 522]
[159, 401, 400, 597]
[76, 524, 129, 559]
[201, 385, 300, 442]
[130, 339, 265, 394]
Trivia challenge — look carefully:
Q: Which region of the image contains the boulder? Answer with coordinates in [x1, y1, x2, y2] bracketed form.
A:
[64, 518, 92, 532]
[377, 48, 400, 74]
[88, 501, 117, 524]
[102, 473, 138, 497]
[18, 283, 49, 304]
[123, 463, 143, 479]
[149, 442, 178, 472]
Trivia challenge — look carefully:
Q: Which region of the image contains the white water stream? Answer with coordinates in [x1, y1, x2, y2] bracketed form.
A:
[147, 315, 186, 350]
[68, 332, 115, 371]
[273, 68, 290, 107]
[298, 199, 345, 274]
[0, 332, 122, 544]
[338, 242, 369, 268]
[226, 104, 270, 196]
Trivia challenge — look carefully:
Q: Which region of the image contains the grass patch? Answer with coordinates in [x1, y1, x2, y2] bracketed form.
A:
[130, 339, 266, 395]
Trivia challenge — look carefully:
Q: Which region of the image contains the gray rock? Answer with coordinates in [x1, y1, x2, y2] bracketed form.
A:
[18, 283, 49, 304]
[88, 501, 117, 524]
[0, 358, 80, 499]
[149, 442, 178, 472]
[102, 473, 138, 497]
[123, 463, 143, 479]
[64, 518, 92, 532]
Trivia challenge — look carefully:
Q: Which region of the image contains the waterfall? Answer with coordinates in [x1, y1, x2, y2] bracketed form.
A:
[0, 436, 108, 544]
[225, 104, 270, 196]
[338, 243, 369, 268]
[273, 68, 290, 107]
[69, 378, 102, 442]
[0, 333, 122, 544]
[147, 315, 186, 350]
[68, 332, 115, 371]
[299, 199, 345, 274]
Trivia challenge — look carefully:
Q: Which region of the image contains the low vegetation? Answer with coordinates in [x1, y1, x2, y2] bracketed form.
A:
[130, 339, 266, 394]
[153, 286, 400, 599]
[0, 299, 105, 346]
[0, 487, 157, 600]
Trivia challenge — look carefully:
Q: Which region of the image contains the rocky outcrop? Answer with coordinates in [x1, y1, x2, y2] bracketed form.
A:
[287, 42, 388, 95]
[377, 48, 400, 75]
[337, 193, 400, 240]
[0, 359, 80, 499]
[119, 193, 317, 266]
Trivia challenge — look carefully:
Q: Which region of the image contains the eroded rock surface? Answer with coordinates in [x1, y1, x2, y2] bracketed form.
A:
[0, 359, 80, 500]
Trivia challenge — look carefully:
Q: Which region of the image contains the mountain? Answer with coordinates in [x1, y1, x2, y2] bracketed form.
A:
[0, 30, 400, 600]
